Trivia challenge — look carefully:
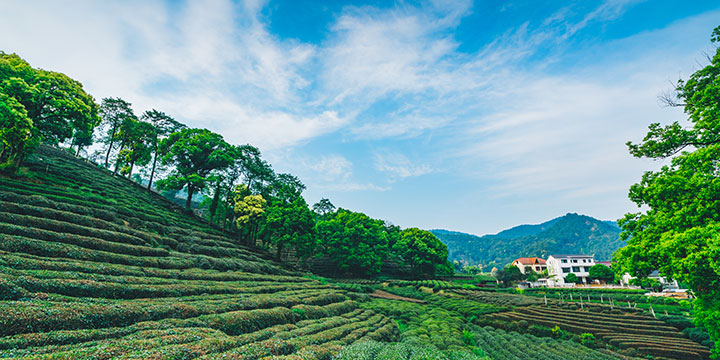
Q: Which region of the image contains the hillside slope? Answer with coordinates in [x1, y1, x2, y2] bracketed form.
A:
[431, 213, 623, 268]
[0, 146, 396, 359]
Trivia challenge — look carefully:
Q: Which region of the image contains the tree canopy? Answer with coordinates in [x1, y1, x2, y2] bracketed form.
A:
[315, 209, 390, 276]
[0, 49, 457, 284]
[0, 52, 98, 172]
[496, 265, 525, 287]
[588, 264, 614, 284]
[158, 128, 234, 208]
[564, 273, 579, 284]
[0, 52, 99, 147]
[393, 228, 453, 277]
[614, 25, 720, 357]
[141, 109, 184, 190]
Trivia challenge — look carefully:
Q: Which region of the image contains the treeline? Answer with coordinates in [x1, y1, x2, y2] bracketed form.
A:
[0, 51, 452, 278]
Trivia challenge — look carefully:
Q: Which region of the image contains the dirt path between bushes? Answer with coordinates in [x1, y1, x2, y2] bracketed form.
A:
[370, 290, 426, 303]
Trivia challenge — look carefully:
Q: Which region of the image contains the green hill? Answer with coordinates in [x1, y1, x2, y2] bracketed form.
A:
[431, 213, 623, 268]
[0, 146, 396, 359]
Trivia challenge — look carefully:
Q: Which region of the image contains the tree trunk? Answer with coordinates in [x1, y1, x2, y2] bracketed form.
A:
[209, 181, 221, 224]
[113, 144, 124, 175]
[276, 242, 283, 262]
[186, 185, 194, 209]
[104, 122, 118, 168]
[75, 145, 82, 157]
[127, 160, 134, 178]
[147, 151, 158, 190]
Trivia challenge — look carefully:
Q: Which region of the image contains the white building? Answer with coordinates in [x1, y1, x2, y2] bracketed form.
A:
[546, 254, 595, 285]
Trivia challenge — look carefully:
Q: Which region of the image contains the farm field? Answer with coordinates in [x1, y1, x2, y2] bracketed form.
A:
[353, 285, 713, 360]
[0, 147, 396, 359]
[0, 147, 714, 360]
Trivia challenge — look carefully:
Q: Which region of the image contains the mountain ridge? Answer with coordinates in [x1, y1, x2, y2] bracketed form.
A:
[430, 213, 623, 269]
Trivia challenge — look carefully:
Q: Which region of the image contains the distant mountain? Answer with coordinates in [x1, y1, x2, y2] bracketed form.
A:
[430, 213, 623, 269]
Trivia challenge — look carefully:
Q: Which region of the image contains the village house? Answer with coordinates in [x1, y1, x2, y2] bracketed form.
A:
[511, 257, 547, 274]
[546, 254, 595, 285]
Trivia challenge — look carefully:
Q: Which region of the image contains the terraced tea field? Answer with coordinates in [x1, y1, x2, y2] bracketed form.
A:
[0, 147, 396, 359]
[488, 304, 711, 359]
[0, 147, 712, 360]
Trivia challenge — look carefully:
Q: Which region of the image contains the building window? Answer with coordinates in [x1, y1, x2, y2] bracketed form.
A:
[572, 266, 580, 272]
[562, 267, 570, 273]
[561, 259, 567, 263]
[572, 259, 578, 263]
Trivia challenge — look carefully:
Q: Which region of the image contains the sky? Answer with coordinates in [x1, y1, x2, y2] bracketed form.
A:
[2, 0, 719, 235]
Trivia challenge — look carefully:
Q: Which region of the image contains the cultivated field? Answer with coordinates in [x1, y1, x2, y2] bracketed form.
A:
[0, 147, 396, 359]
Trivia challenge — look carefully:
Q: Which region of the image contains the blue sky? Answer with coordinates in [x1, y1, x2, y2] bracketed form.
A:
[2, 0, 719, 235]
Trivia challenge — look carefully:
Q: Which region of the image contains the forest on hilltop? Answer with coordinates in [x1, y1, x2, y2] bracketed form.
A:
[431, 213, 622, 268]
[0, 50, 452, 279]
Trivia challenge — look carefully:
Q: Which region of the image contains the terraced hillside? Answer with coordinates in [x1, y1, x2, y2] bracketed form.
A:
[490, 306, 711, 359]
[0, 146, 396, 359]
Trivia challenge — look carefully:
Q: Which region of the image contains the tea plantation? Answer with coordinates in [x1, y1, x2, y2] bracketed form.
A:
[0, 147, 396, 359]
[0, 147, 713, 359]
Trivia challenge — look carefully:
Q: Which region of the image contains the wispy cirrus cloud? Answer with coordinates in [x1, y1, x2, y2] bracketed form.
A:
[2, 0, 718, 233]
[373, 152, 432, 180]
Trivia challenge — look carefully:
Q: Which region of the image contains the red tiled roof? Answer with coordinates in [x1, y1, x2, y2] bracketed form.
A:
[513, 257, 546, 265]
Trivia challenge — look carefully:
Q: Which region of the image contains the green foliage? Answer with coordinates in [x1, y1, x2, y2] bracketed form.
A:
[1, 52, 99, 172]
[116, 117, 155, 177]
[98, 97, 135, 169]
[431, 213, 622, 268]
[488, 304, 712, 359]
[158, 127, 235, 208]
[495, 266, 525, 287]
[0, 52, 100, 147]
[265, 195, 316, 261]
[0, 146, 400, 359]
[316, 209, 390, 276]
[564, 273, 579, 284]
[587, 264, 615, 283]
[312, 198, 336, 218]
[615, 26, 720, 358]
[0, 91, 35, 172]
[394, 228, 453, 278]
[140, 109, 184, 190]
[234, 186, 267, 245]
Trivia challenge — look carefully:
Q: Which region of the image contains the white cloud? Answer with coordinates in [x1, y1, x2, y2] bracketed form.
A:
[0, 0, 327, 153]
[305, 155, 353, 182]
[2, 0, 717, 233]
[373, 152, 432, 180]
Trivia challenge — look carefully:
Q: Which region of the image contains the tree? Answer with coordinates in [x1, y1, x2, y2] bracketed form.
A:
[264, 196, 316, 262]
[0, 53, 100, 147]
[157, 128, 234, 209]
[0, 52, 99, 167]
[0, 92, 34, 171]
[261, 173, 316, 261]
[141, 109, 184, 190]
[315, 209, 389, 276]
[98, 98, 135, 169]
[564, 273, 579, 284]
[588, 264, 614, 284]
[496, 265, 525, 287]
[234, 185, 266, 246]
[116, 118, 155, 177]
[312, 198, 336, 218]
[614, 26, 720, 357]
[393, 228, 452, 278]
[218, 145, 269, 229]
